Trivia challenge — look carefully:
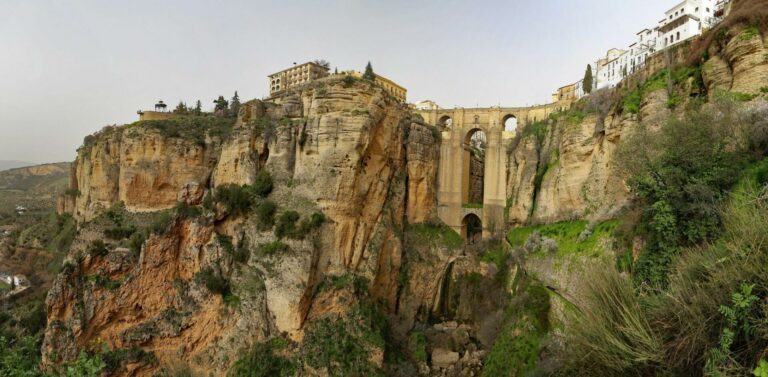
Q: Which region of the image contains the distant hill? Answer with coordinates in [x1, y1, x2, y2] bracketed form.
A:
[0, 162, 70, 192]
[0, 161, 35, 172]
[0, 162, 70, 222]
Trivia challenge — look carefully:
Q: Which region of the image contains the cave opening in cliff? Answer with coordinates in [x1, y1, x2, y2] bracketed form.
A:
[462, 214, 482, 244]
[462, 128, 486, 206]
[503, 114, 518, 132]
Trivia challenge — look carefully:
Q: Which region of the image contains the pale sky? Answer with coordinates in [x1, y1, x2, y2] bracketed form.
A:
[0, 0, 672, 163]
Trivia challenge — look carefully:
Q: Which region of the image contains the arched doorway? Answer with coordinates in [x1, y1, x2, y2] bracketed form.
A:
[503, 114, 518, 132]
[438, 115, 453, 128]
[462, 214, 482, 244]
[462, 129, 486, 206]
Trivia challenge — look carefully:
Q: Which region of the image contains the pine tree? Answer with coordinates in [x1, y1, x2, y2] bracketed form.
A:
[230, 91, 241, 117]
[193, 100, 202, 116]
[583, 64, 593, 94]
[173, 101, 188, 114]
[213, 96, 228, 116]
[363, 61, 375, 80]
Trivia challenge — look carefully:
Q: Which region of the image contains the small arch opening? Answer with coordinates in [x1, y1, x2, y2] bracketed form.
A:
[503, 115, 518, 132]
[438, 115, 453, 128]
[462, 214, 482, 244]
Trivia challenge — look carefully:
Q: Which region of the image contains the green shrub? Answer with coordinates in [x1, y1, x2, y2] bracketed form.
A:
[175, 202, 202, 219]
[128, 230, 147, 256]
[408, 331, 428, 363]
[233, 241, 250, 264]
[87, 240, 109, 257]
[228, 338, 294, 377]
[104, 226, 136, 240]
[250, 171, 273, 198]
[274, 211, 300, 239]
[407, 222, 464, 249]
[255, 200, 277, 230]
[258, 241, 288, 256]
[150, 211, 174, 235]
[481, 277, 551, 377]
[296, 212, 325, 238]
[65, 351, 107, 377]
[615, 99, 748, 287]
[559, 267, 661, 376]
[0, 336, 42, 375]
[215, 184, 254, 216]
[342, 75, 356, 87]
[136, 116, 235, 145]
[101, 347, 157, 373]
[194, 266, 230, 297]
[299, 302, 386, 377]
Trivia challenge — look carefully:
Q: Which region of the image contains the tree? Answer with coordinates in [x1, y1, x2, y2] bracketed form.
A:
[213, 96, 228, 116]
[173, 101, 188, 114]
[362, 61, 375, 81]
[230, 91, 241, 117]
[313, 59, 331, 69]
[193, 100, 202, 115]
[583, 64, 593, 94]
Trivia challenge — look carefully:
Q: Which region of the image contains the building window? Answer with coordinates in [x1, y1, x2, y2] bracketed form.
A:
[677, 31, 680, 40]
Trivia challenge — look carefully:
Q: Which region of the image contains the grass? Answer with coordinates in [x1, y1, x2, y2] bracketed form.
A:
[129, 115, 236, 145]
[407, 222, 463, 249]
[507, 219, 620, 258]
[481, 275, 551, 377]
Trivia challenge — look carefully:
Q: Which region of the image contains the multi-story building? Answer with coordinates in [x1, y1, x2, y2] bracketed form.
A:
[340, 70, 407, 103]
[656, 0, 718, 51]
[268, 62, 330, 97]
[629, 28, 658, 74]
[595, 48, 628, 90]
[552, 82, 577, 102]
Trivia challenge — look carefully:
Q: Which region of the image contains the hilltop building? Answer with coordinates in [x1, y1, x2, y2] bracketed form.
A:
[555, 0, 730, 99]
[137, 100, 179, 121]
[339, 70, 407, 103]
[414, 100, 440, 110]
[656, 0, 718, 51]
[268, 62, 330, 97]
[552, 82, 577, 102]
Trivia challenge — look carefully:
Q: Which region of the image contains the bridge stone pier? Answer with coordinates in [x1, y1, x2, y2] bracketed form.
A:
[415, 102, 569, 242]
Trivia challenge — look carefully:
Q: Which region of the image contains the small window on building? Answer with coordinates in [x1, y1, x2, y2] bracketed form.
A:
[677, 31, 680, 40]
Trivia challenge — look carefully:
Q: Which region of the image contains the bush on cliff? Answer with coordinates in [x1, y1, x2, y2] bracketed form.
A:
[615, 97, 756, 288]
[136, 116, 235, 145]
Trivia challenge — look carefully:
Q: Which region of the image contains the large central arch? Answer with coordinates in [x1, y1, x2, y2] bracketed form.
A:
[462, 128, 486, 206]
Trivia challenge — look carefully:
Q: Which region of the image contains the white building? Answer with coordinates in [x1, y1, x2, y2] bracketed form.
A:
[628, 28, 658, 74]
[414, 100, 440, 110]
[656, 0, 718, 51]
[594, 48, 628, 90]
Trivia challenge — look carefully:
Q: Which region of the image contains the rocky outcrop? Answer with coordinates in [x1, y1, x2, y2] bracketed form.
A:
[702, 26, 768, 95]
[67, 128, 222, 221]
[44, 77, 447, 375]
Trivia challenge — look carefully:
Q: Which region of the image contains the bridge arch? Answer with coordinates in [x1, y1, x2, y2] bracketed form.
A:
[462, 213, 482, 244]
[502, 114, 518, 132]
[438, 115, 453, 128]
[462, 128, 486, 206]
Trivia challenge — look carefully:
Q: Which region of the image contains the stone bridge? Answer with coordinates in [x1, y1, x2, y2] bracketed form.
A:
[415, 101, 570, 242]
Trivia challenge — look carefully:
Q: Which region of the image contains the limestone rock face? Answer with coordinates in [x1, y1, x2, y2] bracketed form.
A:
[702, 27, 768, 95]
[45, 77, 444, 375]
[70, 128, 222, 221]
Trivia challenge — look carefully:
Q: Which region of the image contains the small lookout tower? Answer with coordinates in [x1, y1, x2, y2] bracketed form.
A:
[154, 100, 167, 112]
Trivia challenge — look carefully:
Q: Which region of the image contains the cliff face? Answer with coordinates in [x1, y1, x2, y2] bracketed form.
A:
[65, 128, 222, 221]
[702, 25, 768, 95]
[45, 77, 447, 375]
[505, 104, 633, 225]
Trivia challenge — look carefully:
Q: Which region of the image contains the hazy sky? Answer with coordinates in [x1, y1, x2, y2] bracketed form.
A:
[0, 0, 672, 163]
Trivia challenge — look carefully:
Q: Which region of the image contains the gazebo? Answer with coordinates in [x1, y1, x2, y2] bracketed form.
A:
[154, 100, 167, 112]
